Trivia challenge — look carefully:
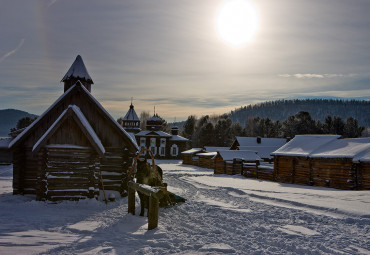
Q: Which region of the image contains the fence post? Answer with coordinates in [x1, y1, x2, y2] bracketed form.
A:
[148, 195, 159, 230]
[128, 186, 135, 215]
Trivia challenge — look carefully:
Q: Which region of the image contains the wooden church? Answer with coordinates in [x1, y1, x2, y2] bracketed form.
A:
[9, 55, 139, 201]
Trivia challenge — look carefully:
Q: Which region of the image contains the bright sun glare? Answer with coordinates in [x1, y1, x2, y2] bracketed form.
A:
[216, 0, 258, 46]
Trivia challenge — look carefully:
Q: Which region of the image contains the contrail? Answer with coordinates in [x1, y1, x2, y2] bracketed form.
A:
[0, 38, 25, 64]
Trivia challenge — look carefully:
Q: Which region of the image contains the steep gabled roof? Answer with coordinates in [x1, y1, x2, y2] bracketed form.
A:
[32, 105, 105, 156]
[61, 55, 93, 83]
[123, 103, 139, 121]
[9, 82, 138, 151]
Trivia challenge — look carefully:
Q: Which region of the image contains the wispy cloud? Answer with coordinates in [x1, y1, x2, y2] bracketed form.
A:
[278, 73, 357, 79]
[48, 0, 58, 8]
[0, 39, 25, 64]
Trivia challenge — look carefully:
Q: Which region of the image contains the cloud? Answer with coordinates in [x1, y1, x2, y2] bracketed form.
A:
[278, 73, 357, 79]
[0, 39, 25, 64]
[48, 0, 58, 7]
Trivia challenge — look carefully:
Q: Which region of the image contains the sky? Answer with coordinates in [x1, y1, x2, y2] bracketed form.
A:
[1, 0, 370, 122]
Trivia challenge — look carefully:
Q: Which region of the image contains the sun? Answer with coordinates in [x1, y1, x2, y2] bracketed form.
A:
[216, 0, 258, 46]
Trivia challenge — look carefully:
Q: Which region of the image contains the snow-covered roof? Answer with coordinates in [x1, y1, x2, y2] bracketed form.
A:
[235, 137, 287, 147]
[217, 150, 261, 161]
[271, 135, 341, 157]
[61, 55, 93, 83]
[238, 146, 281, 159]
[310, 138, 370, 159]
[353, 148, 370, 163]
[147, 115, 162, 122]
[204, 146, 230, 152]
[135, 130, 171, 138]
[9, 82, 139, 151]
[123, 104, 139, 121]
[32, 105, 105, 156]
[0, 138, 12, 148]
[170, 135, 188, 141]
[197, 152, 217, 157]
[181, 148, 203, 154]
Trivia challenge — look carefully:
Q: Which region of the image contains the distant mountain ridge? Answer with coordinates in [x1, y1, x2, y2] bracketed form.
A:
[229, 99, 370, 127]
[0, 109, 38, 137]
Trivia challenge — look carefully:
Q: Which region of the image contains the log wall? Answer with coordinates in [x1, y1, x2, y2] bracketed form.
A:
[243, 163, 274, 181]
[182, 154, 192, 165]
[274, 156, 367, 190]
[13, 146, 134, 200]
[199, 156, 214, 169]
[214, 156, 225, 174]
[358, 162, 370, 190]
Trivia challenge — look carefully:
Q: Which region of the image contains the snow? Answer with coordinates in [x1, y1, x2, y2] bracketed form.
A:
[204, 146, 230, 152]
[169, 135, 188, 141]
[181, 148, 203, 154]
[354, 148, 370, 163]
[218, 150, 261, 161]
[272, 135, 341, 157]
[1, 161, 370, 254]
[70, 105, 105, 154]
[310, 138, 370, 159]
[238, 146, 281, 159]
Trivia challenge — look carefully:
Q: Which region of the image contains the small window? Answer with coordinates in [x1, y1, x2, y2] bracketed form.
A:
[170, 144, 178, 156]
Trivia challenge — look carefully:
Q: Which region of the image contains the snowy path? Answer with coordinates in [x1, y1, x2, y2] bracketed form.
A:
[0, 161, 369, 254]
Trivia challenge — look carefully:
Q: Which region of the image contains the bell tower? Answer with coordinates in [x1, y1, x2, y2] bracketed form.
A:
[61, 55, 94, 92]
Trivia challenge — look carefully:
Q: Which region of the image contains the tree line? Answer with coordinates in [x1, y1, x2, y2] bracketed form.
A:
[230, 99, 370, 127]
[181, 111, 365, 148]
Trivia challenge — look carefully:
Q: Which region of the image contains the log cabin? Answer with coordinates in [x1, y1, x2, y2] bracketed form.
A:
[230, 137, 287, 162]
[181, 148, 204, 165]
[272, 135, 341, 185]
[9, 55, 139, 201]
[213, 150, 261, 175]
[272, 135, 370, 190]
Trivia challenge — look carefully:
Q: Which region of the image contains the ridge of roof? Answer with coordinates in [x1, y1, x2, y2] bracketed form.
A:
[32, 105, 105, 156]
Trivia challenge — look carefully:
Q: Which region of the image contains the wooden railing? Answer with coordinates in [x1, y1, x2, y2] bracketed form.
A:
[127, 181, 164, 230]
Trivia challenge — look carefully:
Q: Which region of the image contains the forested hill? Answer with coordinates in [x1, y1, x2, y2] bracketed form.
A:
[229, 99, 370, 127]
[0, 109, 37, 137]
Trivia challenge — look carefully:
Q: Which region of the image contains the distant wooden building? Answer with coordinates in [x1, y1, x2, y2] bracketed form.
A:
[9, 55, 138, 201]
[181, 148, 204, 165]
[230, 137, 287, 162]
[213, 150, 261, 175]
[197, 147, 229, 169]
[272, 135, 370, 190]
[128, 113, 189, 159]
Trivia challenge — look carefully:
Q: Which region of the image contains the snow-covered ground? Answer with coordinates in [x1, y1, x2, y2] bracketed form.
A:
[0, 160, 369, 254]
